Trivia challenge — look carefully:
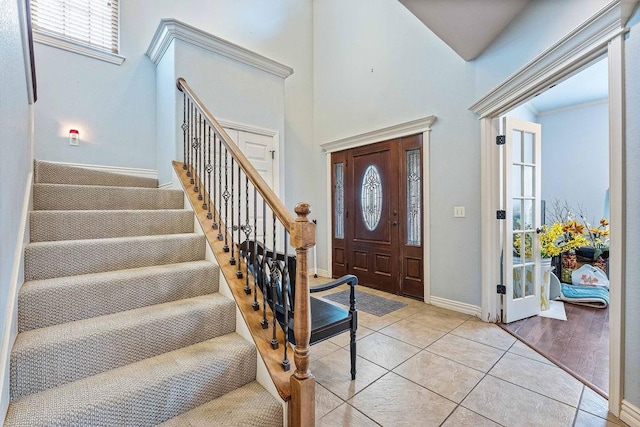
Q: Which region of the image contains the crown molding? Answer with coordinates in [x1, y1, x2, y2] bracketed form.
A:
[145, 18, 293, 79]
[320, 116, 437, 153]
[469, 0, 634, 118]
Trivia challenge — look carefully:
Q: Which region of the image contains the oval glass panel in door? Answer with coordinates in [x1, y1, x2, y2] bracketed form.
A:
[361, 164, 383, 231]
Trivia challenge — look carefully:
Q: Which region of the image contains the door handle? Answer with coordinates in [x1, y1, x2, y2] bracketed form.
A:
[393, 210, 398, 216]
[536, 227, 543, 234]
[392, 221, 398, 226]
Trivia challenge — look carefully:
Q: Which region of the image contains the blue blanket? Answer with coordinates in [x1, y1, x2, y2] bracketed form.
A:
[558, 283, 610, 308]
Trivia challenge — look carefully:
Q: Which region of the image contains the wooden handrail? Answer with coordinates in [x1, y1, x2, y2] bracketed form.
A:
[177, 77, 294, 230]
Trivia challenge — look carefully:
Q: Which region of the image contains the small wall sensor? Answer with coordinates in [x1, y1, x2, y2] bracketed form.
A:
[69, 129, 79, 146]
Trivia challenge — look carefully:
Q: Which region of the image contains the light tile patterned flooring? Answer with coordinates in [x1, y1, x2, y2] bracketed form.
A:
[310, 281, 627, 427]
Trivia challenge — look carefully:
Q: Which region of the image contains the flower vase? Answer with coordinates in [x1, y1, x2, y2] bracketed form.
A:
[540, 258, 552, 311]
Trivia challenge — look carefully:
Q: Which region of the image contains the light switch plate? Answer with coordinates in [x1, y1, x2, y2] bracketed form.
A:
[454, 206, 466, 218]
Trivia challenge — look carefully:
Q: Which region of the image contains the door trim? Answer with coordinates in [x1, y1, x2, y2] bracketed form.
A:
[470, 1, 633, 415]
[321, 116, 436, 303]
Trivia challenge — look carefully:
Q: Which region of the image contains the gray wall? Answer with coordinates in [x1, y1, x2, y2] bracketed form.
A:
[0, 0, 33, 418]
[539, 101, 609, 225]
[624, 6, 640, 410]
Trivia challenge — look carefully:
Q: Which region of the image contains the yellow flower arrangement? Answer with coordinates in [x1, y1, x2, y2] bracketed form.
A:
[539, 222, 589, 258]
[584, 217, 610, 248]
[514, 220, 590, 259]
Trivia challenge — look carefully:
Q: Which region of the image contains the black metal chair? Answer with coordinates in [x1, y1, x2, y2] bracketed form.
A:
[239, 240, 358, 380]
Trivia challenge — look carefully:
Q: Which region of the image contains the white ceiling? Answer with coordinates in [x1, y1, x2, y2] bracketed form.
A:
[398, 0, 531, 60]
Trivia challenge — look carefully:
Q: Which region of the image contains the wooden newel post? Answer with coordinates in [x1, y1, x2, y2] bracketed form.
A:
[288, 202, 316, 427]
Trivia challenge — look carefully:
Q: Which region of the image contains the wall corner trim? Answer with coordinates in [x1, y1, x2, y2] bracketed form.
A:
[468, 0, 633, 118]
[319, 116, 437, 153]
[145, 18, 293, 79]
[621, 400, 640, 427]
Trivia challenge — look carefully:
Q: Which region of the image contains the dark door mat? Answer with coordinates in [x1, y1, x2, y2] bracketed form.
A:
[323, 289, 407, 317]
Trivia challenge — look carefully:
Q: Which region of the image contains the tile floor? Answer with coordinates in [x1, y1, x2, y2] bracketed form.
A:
[309, 282, 627, 427]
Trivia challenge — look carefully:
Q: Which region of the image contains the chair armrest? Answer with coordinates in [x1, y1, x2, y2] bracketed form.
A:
[310, 274, 358, 293]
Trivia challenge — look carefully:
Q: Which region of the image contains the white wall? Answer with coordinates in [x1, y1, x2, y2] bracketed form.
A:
[538, 101, 609, 224]
[32, 0, 315, 247]
[314, 0, 481, 305]
[624, 6, 640, 410]
[0, 0, 33, 420]
[154, 37, 288, 189]
[155, 42, 176, 186]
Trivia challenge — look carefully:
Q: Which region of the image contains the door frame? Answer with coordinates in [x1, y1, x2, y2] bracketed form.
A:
[320, 116, 436, 302]
[470, 0, 635, 417]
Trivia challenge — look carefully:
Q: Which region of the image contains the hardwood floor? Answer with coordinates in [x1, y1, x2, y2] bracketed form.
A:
[501, 303, 609, 396]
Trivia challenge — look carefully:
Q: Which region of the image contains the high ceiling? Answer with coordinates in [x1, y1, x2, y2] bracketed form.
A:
[398, 0, 609, 111]
[398, 0, 531, 61]
[527, 56, 608, 113]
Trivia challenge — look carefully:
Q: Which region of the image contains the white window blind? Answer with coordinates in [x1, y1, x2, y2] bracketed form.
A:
[31, 0, 119, 54]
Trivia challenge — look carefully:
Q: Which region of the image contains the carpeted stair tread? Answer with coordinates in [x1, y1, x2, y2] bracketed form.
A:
[30, 209, 194, 242]
[5, 334, 257, 427]
[19, 261, 219, 332]
[34, 160, 158, 188]
[33, 183, 183, 210]
[25, 233, 205, 281]
[159, 381, 283, 427]
[11, 294, 236, 400]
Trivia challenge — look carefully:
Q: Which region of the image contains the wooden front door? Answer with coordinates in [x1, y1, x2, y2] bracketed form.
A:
[331, 135, 424, 299]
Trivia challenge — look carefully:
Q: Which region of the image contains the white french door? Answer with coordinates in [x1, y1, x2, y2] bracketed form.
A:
[502, 117, 542, 323]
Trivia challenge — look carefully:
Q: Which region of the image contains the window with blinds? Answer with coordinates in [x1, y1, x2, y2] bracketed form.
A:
[31, 0, 119, 54]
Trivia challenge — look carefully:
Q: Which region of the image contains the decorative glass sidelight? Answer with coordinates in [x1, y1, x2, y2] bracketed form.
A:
[361, 165, 383, 231]
[334, 163, 345, 239]
[406, 149, 421, 246]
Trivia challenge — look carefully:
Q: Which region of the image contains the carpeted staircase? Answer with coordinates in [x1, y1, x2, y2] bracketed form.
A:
[4, 161, 283, 426]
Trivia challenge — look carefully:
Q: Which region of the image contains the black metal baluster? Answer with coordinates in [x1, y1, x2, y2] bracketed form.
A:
[197, 115, 204, 199]
[186, 101, 192, 176]
[229, 158, 236, 263]
[193, 114, 200, 193]
[222, 148, 230, 249]
[282, 229, 290, 371]
[270, 212, 279, 350]
[217, 138, 223, 239]
[205, 126, 212, 214]
[210, 131, 217, 224]
[188, 104, 194, 182]
[252, 186, 260, 311]
[242, 175, 251, 292]
[260, 199, 268, 329]
[236, 163, 243, 278]
[182, 94, 188, 170]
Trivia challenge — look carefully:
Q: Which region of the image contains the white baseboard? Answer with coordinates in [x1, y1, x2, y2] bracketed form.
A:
[621, 400, 640, 427]
[1, 172, 32, 424]
[158, 182, 174, 189]
[43, 160, 158, 180]
[429, 296, 482, 318]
